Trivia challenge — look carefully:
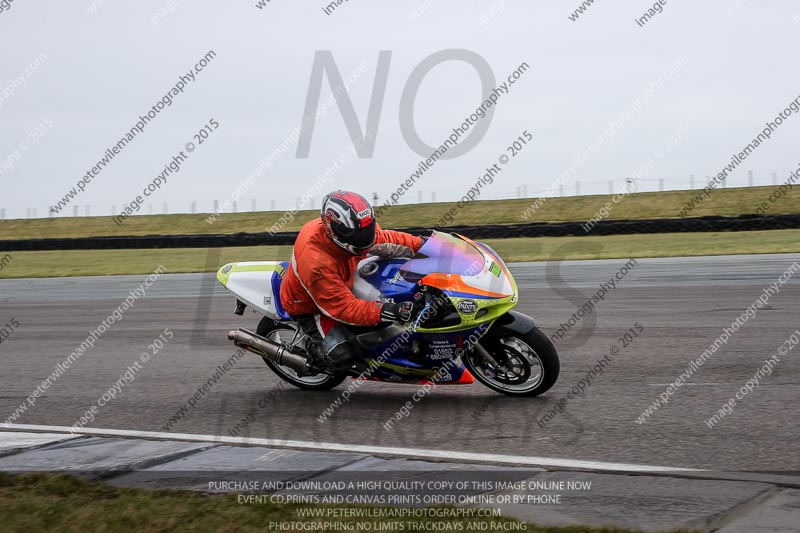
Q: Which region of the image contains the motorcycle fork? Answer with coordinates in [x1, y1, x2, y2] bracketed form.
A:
[473, 341, 504, 369]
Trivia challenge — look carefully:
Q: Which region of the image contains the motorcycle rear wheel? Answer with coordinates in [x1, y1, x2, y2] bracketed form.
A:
[257, 318, 348, 391]
[465, 327, 559, 397]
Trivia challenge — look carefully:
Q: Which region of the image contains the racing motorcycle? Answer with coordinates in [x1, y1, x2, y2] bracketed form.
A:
[217, 231, 559, 397]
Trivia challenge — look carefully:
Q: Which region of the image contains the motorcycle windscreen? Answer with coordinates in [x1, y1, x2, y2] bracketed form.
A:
[399, 231, 485, 281]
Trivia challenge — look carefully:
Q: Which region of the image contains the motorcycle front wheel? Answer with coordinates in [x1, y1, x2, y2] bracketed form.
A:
[257, 318, 348, 391]
[464, 327, 559, 397]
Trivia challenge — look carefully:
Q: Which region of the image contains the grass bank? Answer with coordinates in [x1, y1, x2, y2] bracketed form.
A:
[2, 229, 799, 279]
[0, 186, 796, 241]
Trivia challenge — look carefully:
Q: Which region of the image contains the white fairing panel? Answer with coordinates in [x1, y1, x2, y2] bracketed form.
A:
[351, 256, 382, 301]
[223, 261, 283, 320]
[464, 259, 514, 297]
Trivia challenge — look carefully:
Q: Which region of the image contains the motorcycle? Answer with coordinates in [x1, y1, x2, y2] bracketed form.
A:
[217, 231, 559, 396]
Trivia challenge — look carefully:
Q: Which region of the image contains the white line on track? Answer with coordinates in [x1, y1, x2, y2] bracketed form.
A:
[1, 423, 701, 474]
[0, 431, 80, 451]
[647, 382, 721, 387]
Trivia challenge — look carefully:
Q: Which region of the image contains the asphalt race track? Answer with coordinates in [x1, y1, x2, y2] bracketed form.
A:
[1, 253, 798, 473]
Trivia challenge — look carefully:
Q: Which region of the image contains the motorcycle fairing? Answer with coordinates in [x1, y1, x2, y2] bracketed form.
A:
[218, 232, 520, 385]
[217, 261, 291, 321]
[352, 257, 417, 304]
[359, 325, 486, 384]
[398, 232, 519, 333]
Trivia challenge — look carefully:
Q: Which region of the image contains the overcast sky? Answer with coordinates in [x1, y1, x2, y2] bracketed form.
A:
[1, 1, 799, 218]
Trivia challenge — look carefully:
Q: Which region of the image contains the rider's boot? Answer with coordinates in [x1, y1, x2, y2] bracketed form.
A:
[319, 326, 358, 374]
[294, 316, 327, 374]
[294, 317, 356, 375]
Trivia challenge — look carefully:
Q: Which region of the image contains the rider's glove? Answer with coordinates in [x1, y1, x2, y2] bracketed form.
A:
[380, 301, 420, 323]
[369, 243, 414, 259]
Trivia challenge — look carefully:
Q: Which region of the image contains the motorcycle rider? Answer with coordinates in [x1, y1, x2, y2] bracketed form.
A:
[280, 190, 425, 373]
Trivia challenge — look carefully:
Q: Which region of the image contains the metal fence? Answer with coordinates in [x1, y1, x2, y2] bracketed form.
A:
[0, 171, 786, 220]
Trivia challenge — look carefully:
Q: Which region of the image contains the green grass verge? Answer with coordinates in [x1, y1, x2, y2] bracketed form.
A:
[0, 472, 696, 533]
[2, 229, 799, 279]
[1, 185, 797, 241]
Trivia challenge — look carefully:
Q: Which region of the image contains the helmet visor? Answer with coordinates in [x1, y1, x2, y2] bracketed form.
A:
[333, 220, 376, 252]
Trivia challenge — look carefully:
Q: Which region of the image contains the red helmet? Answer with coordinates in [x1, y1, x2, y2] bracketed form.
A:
[320, 190, 376, 255]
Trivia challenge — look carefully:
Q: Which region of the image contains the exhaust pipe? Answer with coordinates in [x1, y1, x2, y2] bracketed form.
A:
[228, 328, 310, 374]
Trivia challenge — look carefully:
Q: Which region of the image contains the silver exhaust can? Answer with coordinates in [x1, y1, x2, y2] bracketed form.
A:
[228, 328, 310, 374]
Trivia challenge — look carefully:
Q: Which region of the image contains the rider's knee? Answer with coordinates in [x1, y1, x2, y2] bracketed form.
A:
[321, 326, 356, 368]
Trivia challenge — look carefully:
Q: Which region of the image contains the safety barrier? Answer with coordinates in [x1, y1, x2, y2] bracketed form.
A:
[1, 214, 799, 252]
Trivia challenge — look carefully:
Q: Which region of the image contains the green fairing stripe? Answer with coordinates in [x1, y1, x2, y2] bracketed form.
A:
[415, 240, 519, 333]
[474, 241, 519, 296]
[414, 298, 516, 334]
[217, 263, 285, 287]
[364, 359, 436, 376]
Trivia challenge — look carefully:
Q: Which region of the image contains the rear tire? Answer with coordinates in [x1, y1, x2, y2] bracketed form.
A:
[257, 318, 347, 391]
[464, 327, 560, 397]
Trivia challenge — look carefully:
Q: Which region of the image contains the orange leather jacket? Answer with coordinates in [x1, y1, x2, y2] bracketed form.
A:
[280, 218, 423, 325]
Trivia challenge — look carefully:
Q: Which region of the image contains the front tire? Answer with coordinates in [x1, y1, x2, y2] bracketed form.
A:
[464, 327, 560, 397]
[256, 318, 347, 391]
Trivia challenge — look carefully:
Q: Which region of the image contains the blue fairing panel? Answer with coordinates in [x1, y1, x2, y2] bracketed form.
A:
[271, 261, 291, 320]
